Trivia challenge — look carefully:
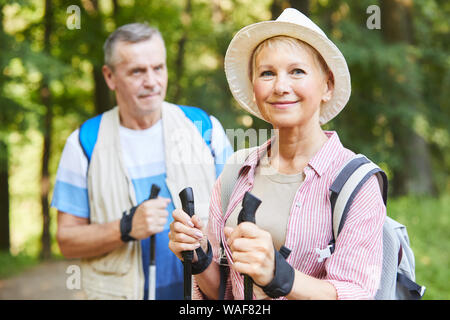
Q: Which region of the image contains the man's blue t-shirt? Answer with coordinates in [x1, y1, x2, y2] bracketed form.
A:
[51, 114, 233, 299]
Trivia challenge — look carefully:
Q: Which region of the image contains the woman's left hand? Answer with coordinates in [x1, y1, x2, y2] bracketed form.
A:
[224, 223, 275, 287]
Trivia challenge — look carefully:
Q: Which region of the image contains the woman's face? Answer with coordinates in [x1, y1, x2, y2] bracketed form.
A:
[252, 42, 333, 129]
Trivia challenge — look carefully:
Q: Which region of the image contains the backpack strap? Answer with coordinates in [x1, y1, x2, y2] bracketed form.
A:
[317, 154, 388, 261]
[397, 272, 426, 299]
[79, 113, 103, 163]
[330, 154, 388, 242]
[79, 105, 213, 163]
[219, 147, 258, 216]
[178, 105, 213, 156]
[217, 146, 258, 299]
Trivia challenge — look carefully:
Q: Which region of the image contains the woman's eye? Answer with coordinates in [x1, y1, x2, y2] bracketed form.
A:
[260, 70, 274, 77]
[292, 68, 305, 75]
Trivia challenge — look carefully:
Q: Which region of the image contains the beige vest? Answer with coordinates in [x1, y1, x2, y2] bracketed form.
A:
[81, 102, 216, 299]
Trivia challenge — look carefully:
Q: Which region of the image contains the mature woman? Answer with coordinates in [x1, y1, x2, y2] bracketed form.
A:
[168, 8, 386, 300]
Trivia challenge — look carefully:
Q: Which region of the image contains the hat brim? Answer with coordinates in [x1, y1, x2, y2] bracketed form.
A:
[224, 20, 351, 125]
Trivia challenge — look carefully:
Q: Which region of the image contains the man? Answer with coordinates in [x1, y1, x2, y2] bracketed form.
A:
[51, 23, 233, 300]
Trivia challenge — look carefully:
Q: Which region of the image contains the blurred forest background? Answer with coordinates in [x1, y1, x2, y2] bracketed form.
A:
[0, 0, 448, 299]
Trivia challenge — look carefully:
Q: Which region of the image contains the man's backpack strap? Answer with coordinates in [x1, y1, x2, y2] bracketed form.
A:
[79, 114, 103, 163]
[79, 105, 213, 164]
[178, 105, 213, 155]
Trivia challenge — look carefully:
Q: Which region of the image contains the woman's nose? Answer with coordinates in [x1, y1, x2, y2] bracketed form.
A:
[273, 74, 291, 95]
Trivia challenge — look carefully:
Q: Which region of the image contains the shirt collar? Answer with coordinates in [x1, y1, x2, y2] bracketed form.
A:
[307, 131, 343, 177]
[238, 138, 272, 176]
[238, 131, 344, 178]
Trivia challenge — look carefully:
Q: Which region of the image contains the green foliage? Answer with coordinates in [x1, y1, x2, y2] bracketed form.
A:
[316, 0, 450, 196]
[0, 250, 38, 279]
[387, 195, 450, 300]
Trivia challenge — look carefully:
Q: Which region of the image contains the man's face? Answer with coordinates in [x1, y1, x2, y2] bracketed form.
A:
[103, 36, 168, 118]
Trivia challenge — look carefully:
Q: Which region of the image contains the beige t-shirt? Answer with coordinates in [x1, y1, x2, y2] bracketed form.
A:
[226, 154, 304, 250]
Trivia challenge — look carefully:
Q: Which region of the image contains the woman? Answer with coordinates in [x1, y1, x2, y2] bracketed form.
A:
[168, 8, 386, 300]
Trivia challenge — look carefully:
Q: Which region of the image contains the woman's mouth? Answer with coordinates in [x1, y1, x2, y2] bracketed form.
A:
[269, 100, 299, 109]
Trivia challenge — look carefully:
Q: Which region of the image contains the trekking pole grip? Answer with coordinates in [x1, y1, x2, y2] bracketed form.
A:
[179, 187, 195, 300]
[149, 184, 161, 200]
[238, 191, 262, 300]
[179, 187, 195, 261]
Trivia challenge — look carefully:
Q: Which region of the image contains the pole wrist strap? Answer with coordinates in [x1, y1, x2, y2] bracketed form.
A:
[258, 246, 294, 298]
[120, 206, 137, 242]
[192, 240, 213, 275]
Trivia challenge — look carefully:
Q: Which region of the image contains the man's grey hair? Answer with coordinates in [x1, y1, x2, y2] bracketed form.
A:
[103, 22, 164, 69]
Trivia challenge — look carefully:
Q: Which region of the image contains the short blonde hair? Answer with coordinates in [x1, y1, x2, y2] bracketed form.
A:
[249, 36, 332, 83]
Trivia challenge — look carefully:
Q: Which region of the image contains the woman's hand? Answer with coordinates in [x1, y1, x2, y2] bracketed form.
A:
[168, 208, 207, 262]
[224, 222, 275, 287]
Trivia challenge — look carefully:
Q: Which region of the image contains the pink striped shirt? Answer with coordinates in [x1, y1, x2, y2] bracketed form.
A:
[194, 131, 386, 300]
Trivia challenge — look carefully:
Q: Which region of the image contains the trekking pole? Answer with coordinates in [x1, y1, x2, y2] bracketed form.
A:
[237, 191, 262, 300]
[179, 187, 195, 300]
[148, 184, 161, 300]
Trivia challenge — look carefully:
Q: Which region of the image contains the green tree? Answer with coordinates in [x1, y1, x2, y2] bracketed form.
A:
[0, 0, 35, 252]
[380, 0, 434, 196]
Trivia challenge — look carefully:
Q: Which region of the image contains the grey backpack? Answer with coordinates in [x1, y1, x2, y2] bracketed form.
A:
[327, 154, 426, 300]
[219, 150, 426, 300]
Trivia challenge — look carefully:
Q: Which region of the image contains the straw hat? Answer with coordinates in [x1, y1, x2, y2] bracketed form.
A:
[224, 8, 351, 125]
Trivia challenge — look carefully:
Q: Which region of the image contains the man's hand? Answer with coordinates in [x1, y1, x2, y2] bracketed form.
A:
[129, 197, 171, 240]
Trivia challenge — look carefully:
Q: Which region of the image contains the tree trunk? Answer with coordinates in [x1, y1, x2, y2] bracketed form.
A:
[90, 0, 113, 115]
[271, 0, 309, 19]
[289, 0, 309, 16]
[270, 0, 283, 20]
[40, 0, 53, 260]
[40, 85, 52, 260]
[0, 3, 10, 252]
[173, 0, 192, 104]
[112, 0, 120, 18]
[93, 65, 112, 114]
[380, 0, 435, 196]
[0, 140, 10, 251]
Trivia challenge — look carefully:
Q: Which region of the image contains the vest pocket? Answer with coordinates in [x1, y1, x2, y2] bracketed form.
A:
[88, 243, 134, 276]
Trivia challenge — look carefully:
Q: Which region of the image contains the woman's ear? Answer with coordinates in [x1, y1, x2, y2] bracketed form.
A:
[322, 70, 335, 102]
